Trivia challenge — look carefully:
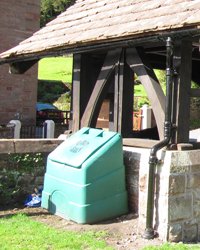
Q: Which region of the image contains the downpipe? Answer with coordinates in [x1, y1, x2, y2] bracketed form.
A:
[143, 37, 174, 239]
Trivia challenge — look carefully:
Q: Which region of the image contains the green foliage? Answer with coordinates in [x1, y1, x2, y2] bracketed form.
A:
[143, 242, 200, 250]
[134, 69, 166, 110]
[38, 56, 72, 109]
[40, 0, 75, 26]
[8, 153, 44, 172]
[190, 119, 200, 130]
[0, 153, 46, 206]
[154, 69, 166, 95]
[0, 168, 21, 205]
[37, 80, 70, 103]
[0, 213, 113, 249]
[54, 93, 71, 110]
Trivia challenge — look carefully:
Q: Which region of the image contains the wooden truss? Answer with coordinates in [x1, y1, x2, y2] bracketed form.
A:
[70, 39, 195, 146]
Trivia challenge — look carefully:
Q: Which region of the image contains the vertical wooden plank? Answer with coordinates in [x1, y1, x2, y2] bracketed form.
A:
[117, 51, 125, 133]
[120, 60, 134, 137]
[113, 62, 120, 132]
[72, 54, 81, 132]
[176, 40, 192, 143]
[116, 50, 134, 136]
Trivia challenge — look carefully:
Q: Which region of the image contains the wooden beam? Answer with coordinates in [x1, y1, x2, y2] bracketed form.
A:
[81, 49, 122, 127]
[116, 51, 125, 133]
[175, 40, 192, 143]
[72, 54, 81, 132]
[126, 47, 165, 139]
[113, 62, 120, 131]
[116, 50, 134, 137]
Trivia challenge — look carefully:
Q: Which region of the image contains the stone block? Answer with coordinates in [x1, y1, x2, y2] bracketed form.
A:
[169, 174, 186, 195]
[187, 174, 200, 189]
[188, 150, 200, 166]
[168, 223, 182, 242]
[138, 192, 147, 218]
[190, 164, 200, 173]
[183, 223, 198, 242]
[170, 152, 190, 173]
[155, 195, 168, 224]
[169, 194, 193, 222]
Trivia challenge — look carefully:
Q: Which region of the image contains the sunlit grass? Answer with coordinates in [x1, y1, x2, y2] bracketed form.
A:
[143, 242, 200, 250]
[0, 213, 113, 250]
[38, 56, 73, 83]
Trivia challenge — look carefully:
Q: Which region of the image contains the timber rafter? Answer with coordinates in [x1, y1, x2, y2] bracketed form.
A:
[126, 47, 165, 139]
[72, 47, 166, 140]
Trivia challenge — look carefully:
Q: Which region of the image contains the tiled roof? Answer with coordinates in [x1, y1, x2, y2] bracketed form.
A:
[0, 0, 200, 61]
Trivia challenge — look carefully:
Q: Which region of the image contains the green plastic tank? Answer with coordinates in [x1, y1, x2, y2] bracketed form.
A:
[42, 127, 128, 224]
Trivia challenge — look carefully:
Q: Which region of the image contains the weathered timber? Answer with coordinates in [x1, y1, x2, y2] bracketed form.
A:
[0, 139, 63, 154]
[175, 40, 192, 143]
[116, 50, 134, 137]
[72, 54, 81, 132]
[126, 47, 165, 139]
[81, 49, 122, 127]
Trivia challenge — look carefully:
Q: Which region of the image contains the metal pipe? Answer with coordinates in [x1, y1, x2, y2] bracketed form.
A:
[143, 37, 174, 239]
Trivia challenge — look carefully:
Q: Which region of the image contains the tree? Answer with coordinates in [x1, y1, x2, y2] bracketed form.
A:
[40, 0, 75, 27]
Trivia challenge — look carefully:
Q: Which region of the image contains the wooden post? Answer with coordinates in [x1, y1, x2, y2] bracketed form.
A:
[72, 54, 81, 132]
[175, 40, 192, 143]
[116, 50, 134, 137]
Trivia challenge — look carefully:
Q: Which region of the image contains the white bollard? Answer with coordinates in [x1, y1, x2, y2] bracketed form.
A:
[43, 120, 55, 138]
[141, 104, 152, 130]
[8, 120, 21, 139]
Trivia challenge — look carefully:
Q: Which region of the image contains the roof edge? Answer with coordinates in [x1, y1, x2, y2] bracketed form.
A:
[0, 27, 199, 66]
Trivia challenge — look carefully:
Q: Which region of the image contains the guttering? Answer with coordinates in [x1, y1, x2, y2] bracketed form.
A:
[143, 37, 174, 239]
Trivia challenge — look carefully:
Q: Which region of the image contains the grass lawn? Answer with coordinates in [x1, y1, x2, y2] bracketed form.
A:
[1, 213, 200, 249]
[0, 213, 113, 250]
[38, 56, 73, 83]
[143, 243, 200, 250]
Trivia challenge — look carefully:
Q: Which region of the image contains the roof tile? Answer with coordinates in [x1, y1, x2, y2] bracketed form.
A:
[0, 0, 199, 60]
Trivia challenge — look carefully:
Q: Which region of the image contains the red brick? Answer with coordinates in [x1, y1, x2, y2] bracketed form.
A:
[0, 1, 40, 125]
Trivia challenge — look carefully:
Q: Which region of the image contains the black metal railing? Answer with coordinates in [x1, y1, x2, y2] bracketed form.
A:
[20, 125, 44, 139]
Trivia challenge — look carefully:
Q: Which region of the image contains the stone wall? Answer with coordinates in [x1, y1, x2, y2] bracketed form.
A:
[137, 147, 200, 242]
[0, 0, 40, 125]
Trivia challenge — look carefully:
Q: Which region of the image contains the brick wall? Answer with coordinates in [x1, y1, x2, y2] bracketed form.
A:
[0, 0, 40, 125]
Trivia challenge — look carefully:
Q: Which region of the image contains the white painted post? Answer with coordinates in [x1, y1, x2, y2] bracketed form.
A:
[141, 104, 152, 130]
[8, 120, 21, 139]
[43, 120, 55, 138]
